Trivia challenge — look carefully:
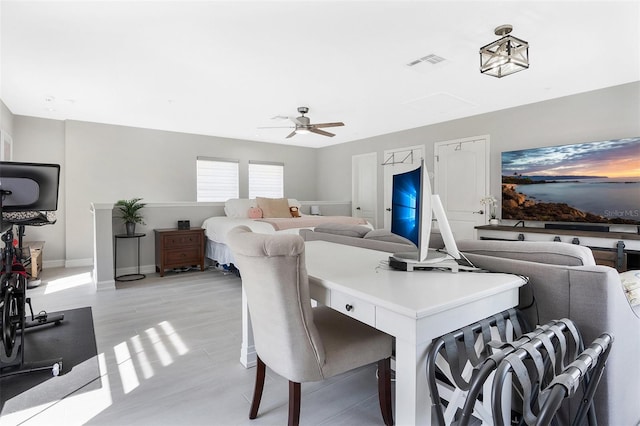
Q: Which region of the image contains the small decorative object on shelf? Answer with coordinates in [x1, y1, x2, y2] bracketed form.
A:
[480, 195, 499, 225]
[115, 198, 146, 236]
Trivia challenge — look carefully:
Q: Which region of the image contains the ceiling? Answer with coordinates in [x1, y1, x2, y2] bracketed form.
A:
[1, 1, 639, 148]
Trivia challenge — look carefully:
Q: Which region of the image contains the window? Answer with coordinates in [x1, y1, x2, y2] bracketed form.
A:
[197, 157, 239, 201]
[248, 161, 284, 199]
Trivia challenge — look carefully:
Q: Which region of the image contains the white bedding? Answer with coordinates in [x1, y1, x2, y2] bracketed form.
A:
[202, 215, 372, 265]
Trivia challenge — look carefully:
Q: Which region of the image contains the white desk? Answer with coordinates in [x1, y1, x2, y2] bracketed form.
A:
[239, 241, 525, 425]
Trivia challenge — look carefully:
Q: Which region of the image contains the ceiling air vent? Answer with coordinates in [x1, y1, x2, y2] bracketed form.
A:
[407, 54, 446, 67]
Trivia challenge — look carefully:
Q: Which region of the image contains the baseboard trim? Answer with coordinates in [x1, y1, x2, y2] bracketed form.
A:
[43, 260, 66, 269]
[96, 279, 116, 291]
[65, 258, 93, 268]
[115, 264, 156, 276]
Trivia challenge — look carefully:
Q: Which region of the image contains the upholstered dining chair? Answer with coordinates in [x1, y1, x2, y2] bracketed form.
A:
[227, 226, 393, 426]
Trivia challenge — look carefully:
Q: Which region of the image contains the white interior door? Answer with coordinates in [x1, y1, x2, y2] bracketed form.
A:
[383, 145, 424, 230]
[352, 152, 378, 227]
[434, 136, 489, 240]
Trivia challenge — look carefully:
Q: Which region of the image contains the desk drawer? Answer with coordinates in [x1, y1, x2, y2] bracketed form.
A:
[330, 291, 375, 326]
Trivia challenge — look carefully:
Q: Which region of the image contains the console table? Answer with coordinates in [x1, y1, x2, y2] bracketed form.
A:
[475, 225, 640, 271]
[239, 241, 526, 425]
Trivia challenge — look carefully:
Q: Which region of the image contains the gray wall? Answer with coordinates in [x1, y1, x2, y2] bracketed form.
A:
[11, 118, 318, 266]
[4, 81, 639, 267]
[11, 116, 67, 264]
[316, 82, 640, 222]
[63, 121, 317, 264]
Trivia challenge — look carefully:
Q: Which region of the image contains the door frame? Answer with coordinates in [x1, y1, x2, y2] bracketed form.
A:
[352, 152, 378, 228]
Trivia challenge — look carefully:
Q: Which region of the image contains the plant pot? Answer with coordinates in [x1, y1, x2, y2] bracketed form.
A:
[489, 219, 499, 226]
[125, 222, 136, 236]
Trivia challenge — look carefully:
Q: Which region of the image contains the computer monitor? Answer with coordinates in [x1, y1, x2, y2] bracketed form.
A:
[389, 159, 462, 271]
[0, 161, 61, 211]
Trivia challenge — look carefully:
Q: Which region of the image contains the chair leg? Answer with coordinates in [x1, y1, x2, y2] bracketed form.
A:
[377, 358, 394, 426]
[249, 356, 266, 419]
[288, 381, 301, 426]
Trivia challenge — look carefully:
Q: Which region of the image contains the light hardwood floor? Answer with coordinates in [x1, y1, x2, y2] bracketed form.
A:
[1, 266, 393, 426]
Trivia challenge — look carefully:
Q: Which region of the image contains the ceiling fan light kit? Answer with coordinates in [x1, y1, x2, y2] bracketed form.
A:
[479, 24, 529, 78]
[263, 106, 344, 139]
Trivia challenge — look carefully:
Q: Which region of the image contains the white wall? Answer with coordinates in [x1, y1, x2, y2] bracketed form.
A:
[316, 82, 640, 223]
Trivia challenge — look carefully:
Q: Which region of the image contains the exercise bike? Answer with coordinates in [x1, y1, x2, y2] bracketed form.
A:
[1, 161, 64, 378]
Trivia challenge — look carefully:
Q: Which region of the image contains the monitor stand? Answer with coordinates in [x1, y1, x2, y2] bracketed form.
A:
[389, 249, 463, 272]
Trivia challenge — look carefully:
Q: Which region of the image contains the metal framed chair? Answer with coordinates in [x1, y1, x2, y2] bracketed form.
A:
[535, 333, 613, 426]
[491, 319, 606, 426]
[425, 307, 531, 425]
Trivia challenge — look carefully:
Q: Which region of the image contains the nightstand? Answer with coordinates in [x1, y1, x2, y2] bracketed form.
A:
[154, 228, 205, 277]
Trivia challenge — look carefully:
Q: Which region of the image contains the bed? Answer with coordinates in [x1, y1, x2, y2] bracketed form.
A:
[203, 198, 371, 266]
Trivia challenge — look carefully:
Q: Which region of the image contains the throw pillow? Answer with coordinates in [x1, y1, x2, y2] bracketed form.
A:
[224, 198, 256, 217]
[256, 197, 292, 218]
[314, 223, 371, 238]
[620, 270, 640, 309]
[248, 207, 263, 219]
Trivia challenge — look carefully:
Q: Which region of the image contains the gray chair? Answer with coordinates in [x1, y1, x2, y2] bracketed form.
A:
[227, 226, 393, 426]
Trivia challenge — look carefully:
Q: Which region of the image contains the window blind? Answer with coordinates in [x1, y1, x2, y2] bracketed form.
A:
[248, 161, 284, 199]
[197, 157, 239, 201]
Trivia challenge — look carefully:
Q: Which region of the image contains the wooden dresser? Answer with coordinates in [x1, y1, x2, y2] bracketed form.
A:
[154, 228, 205, 277]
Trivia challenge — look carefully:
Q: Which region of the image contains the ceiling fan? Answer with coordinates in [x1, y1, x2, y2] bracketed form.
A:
[261, 107, 344, 138]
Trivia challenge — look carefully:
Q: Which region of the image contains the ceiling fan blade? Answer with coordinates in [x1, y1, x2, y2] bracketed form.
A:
[309, 128, 335, 137]
[271, 115, 290, 120]
[312, 122, 344, 129]
[257, 126, 295, 129]
[285, 130, 297, 139]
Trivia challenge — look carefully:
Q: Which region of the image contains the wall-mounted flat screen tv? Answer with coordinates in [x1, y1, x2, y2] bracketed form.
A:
[501, 137, 640, 225]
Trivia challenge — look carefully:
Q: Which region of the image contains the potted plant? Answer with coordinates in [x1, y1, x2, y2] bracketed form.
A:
[480, 195, 499, 225]
[115, 198, 146, 235]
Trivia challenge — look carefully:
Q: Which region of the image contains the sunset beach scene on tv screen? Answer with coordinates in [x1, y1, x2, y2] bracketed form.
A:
[501, 137, 640, 224]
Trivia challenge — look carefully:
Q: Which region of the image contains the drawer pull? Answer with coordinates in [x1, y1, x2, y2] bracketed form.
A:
[345, 304, 353, 312]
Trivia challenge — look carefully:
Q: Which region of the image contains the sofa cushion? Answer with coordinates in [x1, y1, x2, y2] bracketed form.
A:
[457, 240, 596, 266]
[314, 223, 371, 238]
[363, 229, 415, 247]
